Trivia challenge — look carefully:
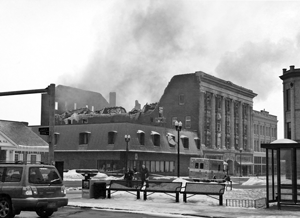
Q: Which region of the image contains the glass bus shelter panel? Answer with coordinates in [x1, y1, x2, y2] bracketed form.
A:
[297, 149, 300, 202]
[268, 149, 277, 202]
[280, 149, 293, 201]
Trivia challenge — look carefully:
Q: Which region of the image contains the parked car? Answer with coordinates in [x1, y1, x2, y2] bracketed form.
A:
[0, 161, 68, 218]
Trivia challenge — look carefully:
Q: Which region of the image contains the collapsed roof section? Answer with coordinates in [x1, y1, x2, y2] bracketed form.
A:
[55, 103, 158, 125]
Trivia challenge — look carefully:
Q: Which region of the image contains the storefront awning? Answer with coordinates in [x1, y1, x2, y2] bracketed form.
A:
[236, 161, 254, 165]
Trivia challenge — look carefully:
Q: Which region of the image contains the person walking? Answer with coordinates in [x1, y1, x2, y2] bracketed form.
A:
[140, 164, 149, 187]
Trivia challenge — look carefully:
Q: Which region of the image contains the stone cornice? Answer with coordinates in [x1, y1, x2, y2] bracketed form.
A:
[196, 71, 257, 99]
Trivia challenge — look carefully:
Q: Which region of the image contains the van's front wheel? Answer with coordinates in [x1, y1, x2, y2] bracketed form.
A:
[36, 209, 54, 218]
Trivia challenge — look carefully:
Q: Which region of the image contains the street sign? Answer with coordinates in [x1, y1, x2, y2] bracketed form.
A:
[39, 127, 49, 135]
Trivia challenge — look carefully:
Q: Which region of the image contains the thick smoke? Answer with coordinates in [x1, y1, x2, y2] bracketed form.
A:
[215, 38, 300, 102]
[62, 0, 195, 111]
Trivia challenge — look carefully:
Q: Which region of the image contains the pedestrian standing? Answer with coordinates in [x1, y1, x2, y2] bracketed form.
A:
[133, 167, 138, 180]
[124, 168, 134, 187]
[140, 164, 149, 187]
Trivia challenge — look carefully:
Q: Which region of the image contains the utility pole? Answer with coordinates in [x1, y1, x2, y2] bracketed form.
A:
[47, 84, 55, 164]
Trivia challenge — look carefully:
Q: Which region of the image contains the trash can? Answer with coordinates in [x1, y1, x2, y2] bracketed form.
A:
[93, 182, 106, 199]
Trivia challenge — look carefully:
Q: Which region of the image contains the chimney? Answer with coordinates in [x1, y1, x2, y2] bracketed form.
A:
[290, 65, 295, 71]
[135, 100, 141, 110]
[109, 92, 116, 107]
[283, 68, 287, 74]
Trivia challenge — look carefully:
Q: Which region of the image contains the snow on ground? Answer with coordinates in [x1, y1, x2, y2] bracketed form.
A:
[64, 170, 300, 217]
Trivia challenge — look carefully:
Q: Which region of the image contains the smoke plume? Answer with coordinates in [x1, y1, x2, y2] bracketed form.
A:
[62, 0, 198, 111]
[215, 38, 300, 102]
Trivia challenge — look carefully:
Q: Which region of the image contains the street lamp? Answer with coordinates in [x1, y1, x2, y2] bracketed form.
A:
[239, 148, 243, 177]
[175, 121, 182, 178]
[124, 135, 131, 171]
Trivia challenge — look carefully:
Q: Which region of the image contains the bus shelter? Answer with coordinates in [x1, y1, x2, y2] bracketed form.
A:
[261, 139, 300, 209]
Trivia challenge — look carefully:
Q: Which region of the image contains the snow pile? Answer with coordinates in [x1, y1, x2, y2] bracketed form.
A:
[242, 177, 266, 186]
[64, 170, 85, 180]
[63, 169, 124, 181]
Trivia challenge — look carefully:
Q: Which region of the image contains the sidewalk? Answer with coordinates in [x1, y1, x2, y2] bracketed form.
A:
[66, 190, 300, 218]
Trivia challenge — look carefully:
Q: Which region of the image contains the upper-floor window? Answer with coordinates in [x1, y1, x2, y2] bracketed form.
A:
[108, 131, 117, 144]
[287, 122, 291, 139]
[74, 103, 77, 110]
[15, 153, 23, 162]
[179, 94, 185, 105]
[286, 88, 291, 111]
[55, 102, 58, 110]
[260, 125, 262, 135]
[151, 131, 160, 146]
[194, 137, 200, 150]
[181, 136, 189, 149]
[54, 132, 60, 145]
[185, 116, 191, 129]
[137, 130, 145, 145]
[79, 131, 90, 144]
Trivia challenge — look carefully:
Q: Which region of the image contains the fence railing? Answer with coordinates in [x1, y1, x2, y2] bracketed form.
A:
[226, 198, 266, 208]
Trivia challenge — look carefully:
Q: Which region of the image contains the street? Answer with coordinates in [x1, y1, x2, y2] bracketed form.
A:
[14, 206, 188, 218]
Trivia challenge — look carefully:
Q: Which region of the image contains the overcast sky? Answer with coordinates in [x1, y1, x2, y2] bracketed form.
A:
[1, 0, 300, 138]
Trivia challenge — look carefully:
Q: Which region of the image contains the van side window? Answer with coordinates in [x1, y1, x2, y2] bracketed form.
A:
[4, 167, 23, 182]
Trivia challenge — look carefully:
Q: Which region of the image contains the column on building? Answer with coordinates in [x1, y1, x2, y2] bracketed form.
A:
[247, 105, 252, 151]
[199, 90, 206, 145]
[230, 99, 235, 150]
[211, 94, 216, 149]
[291, 84, 295, 140]
[221, 96, 226, 149]
[239, 101, 243, 150]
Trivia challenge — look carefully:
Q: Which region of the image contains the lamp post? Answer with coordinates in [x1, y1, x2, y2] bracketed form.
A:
[239, 148, 243, 177]
[124, 135, 131, 171]
[175, 121, 182, 178]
